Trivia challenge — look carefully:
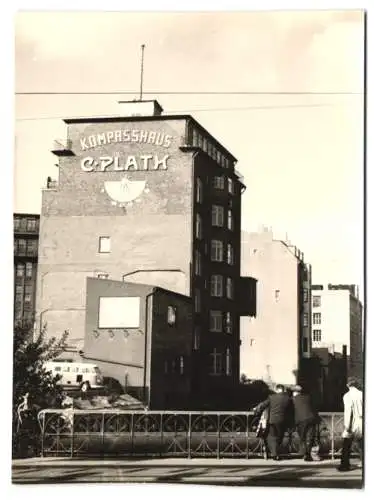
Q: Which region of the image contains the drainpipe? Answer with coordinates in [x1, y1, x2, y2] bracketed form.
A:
[144, 290, 155, 408]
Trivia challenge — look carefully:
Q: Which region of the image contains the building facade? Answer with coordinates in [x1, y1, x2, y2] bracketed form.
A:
[240, 227, 312, 386]
[311, 284, 363, 381]
[14, 213, 40, 328]
[35, 100, 256, 406]
[83, 278, 193, 409]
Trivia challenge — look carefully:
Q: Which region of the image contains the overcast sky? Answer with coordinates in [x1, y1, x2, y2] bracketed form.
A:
[14, 10, 365, 295]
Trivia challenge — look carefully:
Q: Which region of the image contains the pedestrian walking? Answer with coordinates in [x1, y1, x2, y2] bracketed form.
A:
[254, 384, 294, 460]
[337, 377, 363, 472]
[254, 405, 270, 459]
[292, 385, 320, 461]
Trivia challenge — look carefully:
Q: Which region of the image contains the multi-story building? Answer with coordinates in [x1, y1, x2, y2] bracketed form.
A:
[35, 99, 256, 408]
[14, 213, 40, 328]
[240, 227, 312, 386]
[311, 284, 363, 381]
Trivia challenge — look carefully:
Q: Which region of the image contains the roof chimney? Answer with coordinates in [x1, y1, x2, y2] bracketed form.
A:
[117, 100, 163, 117]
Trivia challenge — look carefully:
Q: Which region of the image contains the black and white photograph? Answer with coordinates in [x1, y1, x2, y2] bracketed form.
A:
[9, 4, 366, 491]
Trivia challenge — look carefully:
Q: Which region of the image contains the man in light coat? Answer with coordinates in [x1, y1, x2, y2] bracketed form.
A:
[337, 377, 363, 472]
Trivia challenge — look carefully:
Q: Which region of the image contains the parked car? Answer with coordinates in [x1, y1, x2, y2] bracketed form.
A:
[44, 361, 104, 392]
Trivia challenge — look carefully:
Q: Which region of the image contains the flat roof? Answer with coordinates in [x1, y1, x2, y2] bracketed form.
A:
[63, 114, 237, 163]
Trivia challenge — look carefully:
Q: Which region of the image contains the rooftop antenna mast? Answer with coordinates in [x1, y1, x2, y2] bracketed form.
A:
[139, 44, 145, 101]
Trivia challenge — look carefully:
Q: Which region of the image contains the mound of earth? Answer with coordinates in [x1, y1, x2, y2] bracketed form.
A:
[62, 393, 145, 411]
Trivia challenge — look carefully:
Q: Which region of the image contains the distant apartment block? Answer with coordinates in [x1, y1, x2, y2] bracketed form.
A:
[240, 227, 312, 386]
[14, 213, 40, 328]
[311, 284, 363, 381]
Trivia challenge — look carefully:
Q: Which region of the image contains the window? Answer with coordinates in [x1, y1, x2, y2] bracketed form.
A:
[97, 273, 109, 279]
[17, 239, 26, 253]
[24, 285, 33, 303]
[211, 240, 224, 262]
[227, 209, 233, 230]
[16, 264, 24, 277]
[211, 275, 224, 297]
[194, 249, 202, 276]
[213, 176, 225, 190]
[167, 306, 177, 326]
[25, 262, 33, 278]
[303, 289, 309, 303]
[26, 219, 37, 231]
[303, 337, 309, 353]
[193, 327, 200, 350]
[210, 348, 222, 375]
[313, 295, 321, 308]
[210, 310, 223, 332]
[196, 177, 203, 203]
[274, 289, 280, 302]
[212, 205, 224, 227]
[303, 313, 309, 327]
[26, 240, 38, 255]
[15, 285, 23, 303]
[99, 236, 111, 253]
[225, 348, 232, 375]
[313, 329, 322, 342]
[225, 312, 233, 333]
[196, 213, 203, 239]
[227, 243, 234, 265]
[226, 277, 234, 299]
[313, 312, 321, 325]
[15, 309, 23, 321]
[14, 218, 21, 231]
[228, 178, 234, 194]
[195, 289, 201, 313]
[179, 356, 184, 375]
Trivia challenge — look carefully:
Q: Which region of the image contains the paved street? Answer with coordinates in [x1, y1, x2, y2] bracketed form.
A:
[12, 457, 363, 488]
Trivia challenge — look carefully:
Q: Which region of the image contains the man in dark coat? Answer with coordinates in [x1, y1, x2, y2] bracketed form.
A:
[254, 384, 294, 460]
[292, 385, 320, 461]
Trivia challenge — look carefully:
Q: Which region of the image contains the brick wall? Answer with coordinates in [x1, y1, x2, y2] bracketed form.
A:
[36, 117, 195, 343]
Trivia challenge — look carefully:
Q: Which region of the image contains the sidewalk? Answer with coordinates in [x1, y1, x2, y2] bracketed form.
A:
[12, 455, 363, 488]
[12, 456, 342, 467]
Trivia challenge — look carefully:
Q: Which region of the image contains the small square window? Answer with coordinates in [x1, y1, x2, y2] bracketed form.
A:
[313, 312, 321, 325]
[99, 236, 111, 253]
[167, 306, 177, 326]
[16, 264, 24, 277]
[213, 176, 225, 190]
[25, 263, 33, 278]
[303, 337, 309, 353]
[313, 295, 321, 308]
[313, 329, 322, 342]
[303, 313, 309, 327]
[193, 327, 200, 350]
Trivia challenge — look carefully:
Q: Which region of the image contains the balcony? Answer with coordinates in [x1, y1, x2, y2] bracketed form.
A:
[51, 139, 75, 156]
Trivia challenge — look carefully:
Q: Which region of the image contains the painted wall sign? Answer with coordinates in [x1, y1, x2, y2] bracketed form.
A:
[79, 129, 172, 151]
[81, 154, 170, 172]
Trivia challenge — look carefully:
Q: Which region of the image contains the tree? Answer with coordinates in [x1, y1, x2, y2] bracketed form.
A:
[12, 324, 69, 457]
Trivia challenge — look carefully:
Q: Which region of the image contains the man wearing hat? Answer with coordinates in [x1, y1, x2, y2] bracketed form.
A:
[337, 376, 363, 472]
[292, 385, 320, 462]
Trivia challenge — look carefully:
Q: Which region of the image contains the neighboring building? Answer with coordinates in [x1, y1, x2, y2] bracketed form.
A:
[35, 99, 256, 408]
[312, 346, 348, 411]
[14, 213, 40, 328]
[240, 227, 312, 386]
[311, 284, 363, 381]
[82, 278, 193, 409]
